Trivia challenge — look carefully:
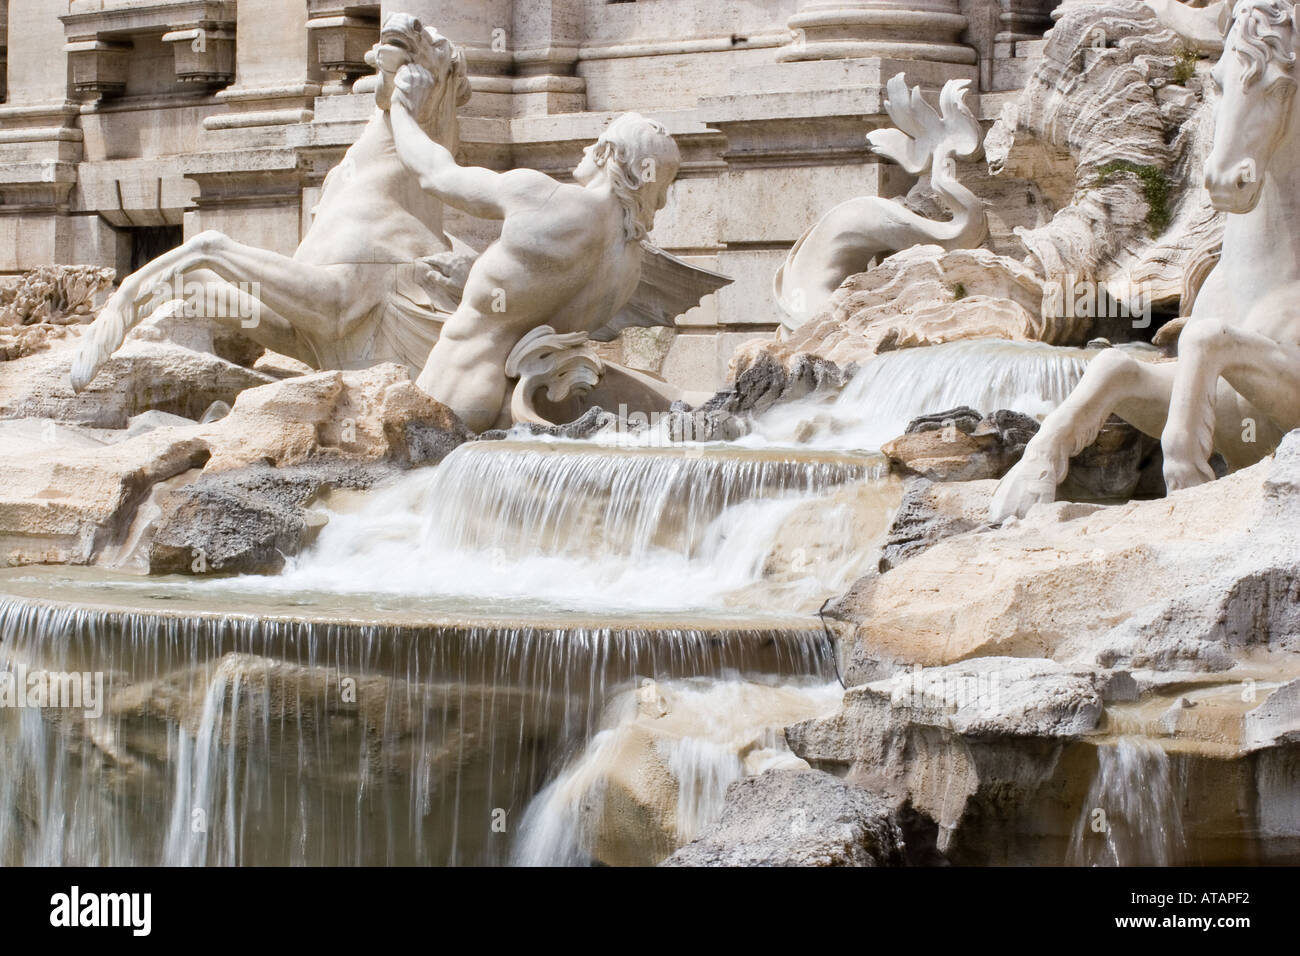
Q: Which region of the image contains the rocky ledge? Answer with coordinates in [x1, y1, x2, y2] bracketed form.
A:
[663, 432, 1300, 866]
[0, 344, 470, 573]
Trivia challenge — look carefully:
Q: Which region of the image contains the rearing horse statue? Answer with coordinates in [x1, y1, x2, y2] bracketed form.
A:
[69, 13, 473, 390]
[991, 0, 1300, 521]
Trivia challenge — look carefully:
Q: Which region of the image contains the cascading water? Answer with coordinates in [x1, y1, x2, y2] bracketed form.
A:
[0, 334, 1108, 866]
[0, 585, 833, 866]
[511, 675, 843, 866]
[743, 338, 1099, 451]
[1068, 737, 1186, 866]
[271, 440, 894, 614]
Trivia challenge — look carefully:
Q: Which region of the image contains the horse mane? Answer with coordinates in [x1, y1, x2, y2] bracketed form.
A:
[1231, 0, 1298, 87]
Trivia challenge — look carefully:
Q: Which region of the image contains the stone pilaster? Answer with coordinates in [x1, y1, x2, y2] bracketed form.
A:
[508, 0, 585, 116]
[205, 0, 319, 130]
[386, 0, 585, 117]
[0, 0, 83, 271]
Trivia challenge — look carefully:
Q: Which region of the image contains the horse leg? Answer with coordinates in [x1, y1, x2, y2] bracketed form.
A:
[71, 231, 350, 391]
[141, 270, 322, 366]
[989, 350, 1178, 521]
[1162, 319, 1300, 488]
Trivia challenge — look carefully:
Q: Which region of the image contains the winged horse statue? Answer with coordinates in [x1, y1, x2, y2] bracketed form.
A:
[991, 0, 1300, 520]
[68, 13, 730, 430]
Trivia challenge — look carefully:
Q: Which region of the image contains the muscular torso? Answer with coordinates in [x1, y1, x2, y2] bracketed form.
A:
[453, 184, 642, 346]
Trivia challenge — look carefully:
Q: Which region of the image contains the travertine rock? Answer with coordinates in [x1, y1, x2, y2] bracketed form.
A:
[662, 770, 910, 867]
[878, 477, 994, 572]
[781, 660, 1102, 865]
[704, 351, 851, 417]
[829, 430, 1300, 681]
[0, 336, 273, 429]
[785, 658, 1300, 864]
[882, 406, 1039, 482]
[0, 363, 469, 571]
[0, 420, 211, 566]
[199, 362, 470, 473]
[547, 679, 839, 867]
[146, 462, 386, 575]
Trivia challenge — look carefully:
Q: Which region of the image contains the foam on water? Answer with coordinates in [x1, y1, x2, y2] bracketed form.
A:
[265, 441, 892, 614]
[742, 338, 1096, 452]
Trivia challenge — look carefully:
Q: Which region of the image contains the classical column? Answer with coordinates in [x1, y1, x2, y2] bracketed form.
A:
[780, 0, 976, 64]
[997, 0, 1058, 41]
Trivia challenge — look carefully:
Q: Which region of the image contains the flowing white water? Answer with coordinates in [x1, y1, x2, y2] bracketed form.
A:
[511, 676, 843, 866]
[264, 440, 892, 614]
[743, 338, 1097, 452]
[1068, 737, 1186, 866]
[0, 336, 1135, 867]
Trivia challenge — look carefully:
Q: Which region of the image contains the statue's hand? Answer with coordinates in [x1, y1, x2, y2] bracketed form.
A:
[393, 64, 435, 116]
[418, 251, 475, 290]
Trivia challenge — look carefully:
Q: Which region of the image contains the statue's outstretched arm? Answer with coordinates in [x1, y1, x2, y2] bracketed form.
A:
[392, 64, 554, 221]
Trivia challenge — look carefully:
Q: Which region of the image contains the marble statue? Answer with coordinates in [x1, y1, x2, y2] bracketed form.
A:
[1145, 0, 1231, 53]
[772, 73, 987, 332]
[389, 65, 729, 431]
[69, 12, 729, 432]
[70, 13, 474, 391]
[991, 0, 1300, 521]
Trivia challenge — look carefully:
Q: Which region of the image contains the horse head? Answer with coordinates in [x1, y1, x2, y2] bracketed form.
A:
[368, 13, 472, 148]
[1206, 0, 1300, 212]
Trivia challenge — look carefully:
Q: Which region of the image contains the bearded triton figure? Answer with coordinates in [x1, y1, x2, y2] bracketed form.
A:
[390, 64, 729, 431]
[70, 14, 729, 431]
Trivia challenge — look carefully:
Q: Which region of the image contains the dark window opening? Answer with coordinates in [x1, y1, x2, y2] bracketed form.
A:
[129, 225, 183, 273]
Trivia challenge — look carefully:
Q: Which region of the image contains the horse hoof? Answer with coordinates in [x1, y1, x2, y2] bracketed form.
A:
[68, 341, 104, 394]
[1162, 458, 1215, 492]
[69, 354, 93, 393]
[989, 458, 1056, 522]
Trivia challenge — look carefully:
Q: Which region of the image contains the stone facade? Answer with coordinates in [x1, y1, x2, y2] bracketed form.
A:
[0, 0, 1058, 391]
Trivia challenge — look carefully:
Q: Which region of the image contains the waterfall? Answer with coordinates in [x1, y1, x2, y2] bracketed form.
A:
[0, 585, 833, 866]
[268, 440, 894, 614]
[743, 338, 1098, 452]
[2, 338, 1119, 868]
[1068, 737, 1186, 866]
[511, 676, 843, 866]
